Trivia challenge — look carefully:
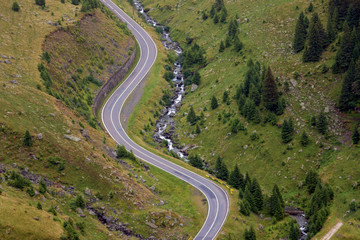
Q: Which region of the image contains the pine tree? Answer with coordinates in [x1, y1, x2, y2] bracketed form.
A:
[233, 36, 243, 52]
[305, 170, 320, 194]
[23, 130, 33, 147]
[282, 119, 293, 143]
[75, 195, 86, 208]
[39, 180, 47, 194]
[263, 67, 279, 112]
[244, 226, 256, 240]
[196, 124, 201, 134]
[215, 157, 229, 181]
[352, 126, 359, 144]
[187, 106, 198, 125]
[345, 4, 359, 29]
[303, 13, 325, 62]
[300, 131, 310, 146]
[192, 71, 201, 85]
[219, 41, 225, 52]
[293, 12, 307, 52]
[332, 22, 355, 73]
[228, 165, 243, 189]
[273, 184, 284, 208]
[244, 186, 258, 213]
[326, 13, 337, 44]
[316, 112, 328, 135]
[244, 172, 251, 190]
[250, 178, 263, 211]
[308, 2, 314, 12]
[339, 60, 356, 111]
[240, 200, 251, 216]
[269, 190, 284, 220]
[12, 2, 20, 11]
[189, 154, 203, 169]
[289, 221, 300, 240]
[211, 96, 218, 109]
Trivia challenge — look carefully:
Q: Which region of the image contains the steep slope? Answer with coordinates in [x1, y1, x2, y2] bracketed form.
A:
[0, 0, 205, 239]
[125, 0, 360, 238]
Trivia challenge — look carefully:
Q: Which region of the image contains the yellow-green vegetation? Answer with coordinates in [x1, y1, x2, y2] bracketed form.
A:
[0, 0, 210, 239]
[124, 0, 360, 238]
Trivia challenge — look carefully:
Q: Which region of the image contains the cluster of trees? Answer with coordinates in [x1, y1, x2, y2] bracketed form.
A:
[6, 170, 47, 197]
[304, 170, 334, 239]
[219, 19, 243, 53]
[186, 106, 205, 127]
[310, 112, 328, 135]
[208, 0, 228, 24]
[81, 0, 100, 12]
[338, 59, 360, 111]
[116, 145, 136, 161]
[281, 118, 294, 143]
[235, 61, 284, 125]
[38, 63, 52, 89]
[188, 154, 203, 169]
[180, 43, 206, 69]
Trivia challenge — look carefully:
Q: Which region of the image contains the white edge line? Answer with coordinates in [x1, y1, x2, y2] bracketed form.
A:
[100, 1, 230, 239]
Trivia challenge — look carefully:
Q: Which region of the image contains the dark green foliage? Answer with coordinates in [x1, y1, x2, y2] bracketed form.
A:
[48, 206, 57, 216]
[75, 195, 86, 209]
[244, 226, 256, 240]
[192, 71, 201, 85]
[338, 60, 357, 111]
[181, 43, 206, 69]
[263, 67, 279, 112]
[116, 145, 136, 161]
[244, 186, 258, 213]
[8, 171, 32, 190]
[250, 178, 263, 211]
[305, 181, 334, 239]
[35, 0, 45, 7]
[71, 0, 80, 5]
[281, 119, 294, 143]
[223, 91, 229, 103]
[316, 112, 328, 135]
[219, 41, 225, 52]
[326, 14, 337, 44]
[231, 118, 246, 133]
[345, 4, 360, 29]
[332, 23, 356, 73]
[163, 71, 174, 82]
[187, 106, 198, 125]
[196, 124, 201, 134]
[39, 180, 47, 194]
[213, 14, 219, 24]
[227, 165, 244, 190]
[37, 202, 42, 210]
[215, 157, 229, 181]
[305, 170, 320, 194]
[268, 184, 284, 220]
[63, 219, 80, 240]
[239, 200, 251, 216]
[27, 186, 35, 197]
[188, 154, 203, 169]
[12, 2, 20, 11]
[211, 96, 218, 109]
[293, 12, 307, 52]
[202, 11, 208, 21]
[303, 13, 326, 62]
[38, 63, 52, 88]
[263, 112, 277, 126]
[23, 130, 33, 147]
[352, 126, 359, 144]
[300, 131, 310, 146]
[233, 36, 243, 52]
[41, 51, 50, 63]
[308, 2, 314, 12]
[220, 9, 227, 23]
[349, 200, 357, 212]
[81, 0, 99, 12]
[289, 220, 300, 240]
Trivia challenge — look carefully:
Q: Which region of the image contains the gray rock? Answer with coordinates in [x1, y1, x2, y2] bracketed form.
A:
[37, 133, 43, 140]
[243, 145, 248, 150]
[84, 187, 91, 196]
[190, 84, 198, 92]
[76, 208, 84, 214]
[10, 80, 18, 84]
[159, 200, 164, 206]
[324, 106, 329, 113]
[290, 79, 298, 87]
[49, 113, 55, 117]
[64, 135, 81, 142]
[4, 60, 11, 64]
[33, 217, 40, 221]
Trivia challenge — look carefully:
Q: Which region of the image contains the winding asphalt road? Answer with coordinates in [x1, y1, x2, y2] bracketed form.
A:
[100, 0, 230, 239]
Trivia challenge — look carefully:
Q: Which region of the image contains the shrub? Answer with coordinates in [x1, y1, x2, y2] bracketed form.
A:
[75, 195, 85, 209]
[23, 130, 33, 147]
[12, 2, 20, 11]
[35, 0, 45, 7]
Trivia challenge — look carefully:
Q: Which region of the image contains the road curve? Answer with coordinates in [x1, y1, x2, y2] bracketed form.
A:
[100, 0, 230, 239]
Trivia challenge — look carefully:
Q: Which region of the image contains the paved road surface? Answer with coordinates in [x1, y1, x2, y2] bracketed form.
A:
[100, 0, 230, 239]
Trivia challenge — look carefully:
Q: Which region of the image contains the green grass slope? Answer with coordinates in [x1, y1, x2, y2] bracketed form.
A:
[126, 0, 360, 238]
[0, 0, 206, 239]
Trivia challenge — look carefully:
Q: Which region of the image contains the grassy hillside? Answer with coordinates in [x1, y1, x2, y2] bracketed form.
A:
[125, 0, 360, 238]
[0, 0, 206, 239]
